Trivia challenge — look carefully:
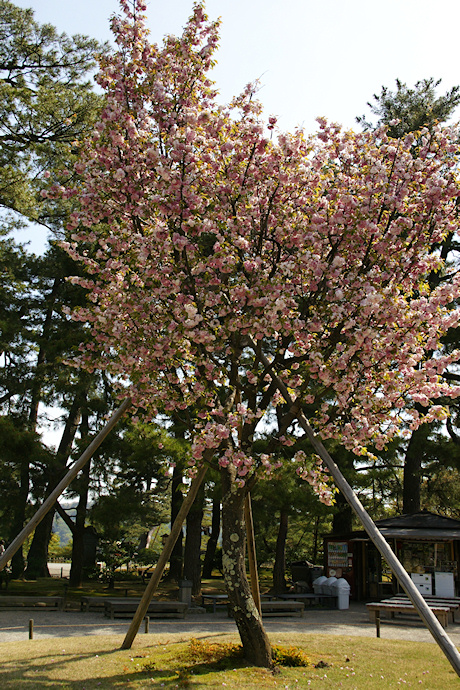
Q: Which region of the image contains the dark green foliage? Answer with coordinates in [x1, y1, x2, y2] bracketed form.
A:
[0, 0, 106, 224]
[357, 78, 460, 138]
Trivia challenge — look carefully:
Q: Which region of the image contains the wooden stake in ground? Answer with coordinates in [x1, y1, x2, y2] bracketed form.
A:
[0, 398, 132, 573]
[121, 464, 208, 649]
[250, 339, 460, 679]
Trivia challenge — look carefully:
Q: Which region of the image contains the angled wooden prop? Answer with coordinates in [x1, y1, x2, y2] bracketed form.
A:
[245, 493, 261, 615]
[121, 464, 208, 649]
[0, 398, 132, 573]
[251, 341, 460, 678]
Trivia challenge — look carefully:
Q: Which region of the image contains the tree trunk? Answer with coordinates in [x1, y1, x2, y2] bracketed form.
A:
[403, 422, 431, 513]
[221, 467, 272, 667]
[69, 460, 91, 586]
[332, 490, 353, 534]
[202, 493, 221, 578]
[69, 408, 91, 587]
[24, 392, 83, 579]
[168, 463, 184, 581]
[183, 481, 204, 595]
[24, 509, 54, 579]
[9, 454, 30, 578]
[272, 509, 288, 594]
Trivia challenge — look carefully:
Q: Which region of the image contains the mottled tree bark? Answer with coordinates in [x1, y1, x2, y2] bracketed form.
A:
[221, 466, 272, 668]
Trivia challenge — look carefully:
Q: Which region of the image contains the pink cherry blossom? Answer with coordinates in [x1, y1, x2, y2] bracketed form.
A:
[59, 0, 460, 501]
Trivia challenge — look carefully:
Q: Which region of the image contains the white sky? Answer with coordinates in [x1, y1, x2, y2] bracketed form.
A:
[11, 0, 460, 252]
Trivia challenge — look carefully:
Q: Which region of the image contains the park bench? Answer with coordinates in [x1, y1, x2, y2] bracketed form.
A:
[0, 595, 65, 610]
[382, 595, 460, 623]
[201, 593, 229, 613]
[80, 596, 109, 612]
[366, 601, 450, 636]
[228, 599, 304, 618]
[103, 598, 187, 619]
[261, 600, 304, 617]
[279, 592, 338, 609]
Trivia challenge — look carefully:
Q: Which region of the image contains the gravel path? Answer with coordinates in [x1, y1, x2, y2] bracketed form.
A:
[1, 601, 460, 646]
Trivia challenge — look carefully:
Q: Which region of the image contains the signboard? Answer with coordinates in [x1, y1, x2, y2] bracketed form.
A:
[327, 541, 349, 568]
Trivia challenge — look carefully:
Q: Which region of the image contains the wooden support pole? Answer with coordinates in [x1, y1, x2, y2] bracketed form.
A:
[0, 398, 132, 573]
[29, 619, 33, 640]
[251, 340, 460, 678]
[121, 464, 208, 650]
[244, 493, 261, 615]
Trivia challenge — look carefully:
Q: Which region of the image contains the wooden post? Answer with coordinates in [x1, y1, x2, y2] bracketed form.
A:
[250, 340, 460, 678]
[121, 464, 208, 650]
[244, 493, 261, 615]
[0, 398, 132, 573]
[29, 619, 33, 640]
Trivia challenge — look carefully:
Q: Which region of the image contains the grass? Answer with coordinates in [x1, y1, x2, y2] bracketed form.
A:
[0, 632, 458, 688]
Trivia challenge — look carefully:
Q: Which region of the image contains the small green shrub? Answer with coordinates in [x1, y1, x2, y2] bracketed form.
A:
[272, 644, 311, 667]
[185, 638, 310, 669]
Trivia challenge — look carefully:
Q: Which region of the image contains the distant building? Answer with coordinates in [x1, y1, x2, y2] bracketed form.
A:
[323, 510, 460, 600]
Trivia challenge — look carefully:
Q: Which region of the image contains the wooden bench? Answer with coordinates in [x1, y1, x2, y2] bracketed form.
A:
[366, 601, 450, 636]
[261, 600, 304, 617]
[383, 596, 460, 623]
[0, 595, 65, 610]
[103, 598, 187, 619]
[201, 593, 229, 613]
[279, 592, 338, 609]
[228, 600, 304, 618]
[80, 596, 108, 612]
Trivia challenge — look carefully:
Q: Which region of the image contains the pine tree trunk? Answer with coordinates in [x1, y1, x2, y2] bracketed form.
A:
[403, 423, 430, 513]
[273, 510, 288, 594]
[168, 463, 184, 581]
[10, 454, 29, 577]
[221, 467, 272, 668]
[24, 393, 83, 579]
[69, 408, 90, 587]
[332, 491, 353, 533]
[24, 510, 54, 579]
[202, 493, 221, 578]
[183, 482, 204, 596]
[69, 459, 91, 586]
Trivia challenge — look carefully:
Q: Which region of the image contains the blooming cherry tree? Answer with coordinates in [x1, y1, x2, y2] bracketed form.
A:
[58, 0, 460, 665]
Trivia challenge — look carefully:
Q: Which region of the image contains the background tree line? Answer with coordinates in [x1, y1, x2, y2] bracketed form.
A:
[1, 0, 460, 597]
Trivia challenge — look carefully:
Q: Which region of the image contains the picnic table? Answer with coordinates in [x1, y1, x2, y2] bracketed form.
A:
[381, 595, 460, 623]
[366, 600, 451, 636]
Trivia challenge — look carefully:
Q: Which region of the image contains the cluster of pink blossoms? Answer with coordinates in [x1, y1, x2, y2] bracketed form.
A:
[56, 1, 460, 498]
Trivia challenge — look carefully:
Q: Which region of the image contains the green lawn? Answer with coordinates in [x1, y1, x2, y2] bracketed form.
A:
[1, 632, 458, 688]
